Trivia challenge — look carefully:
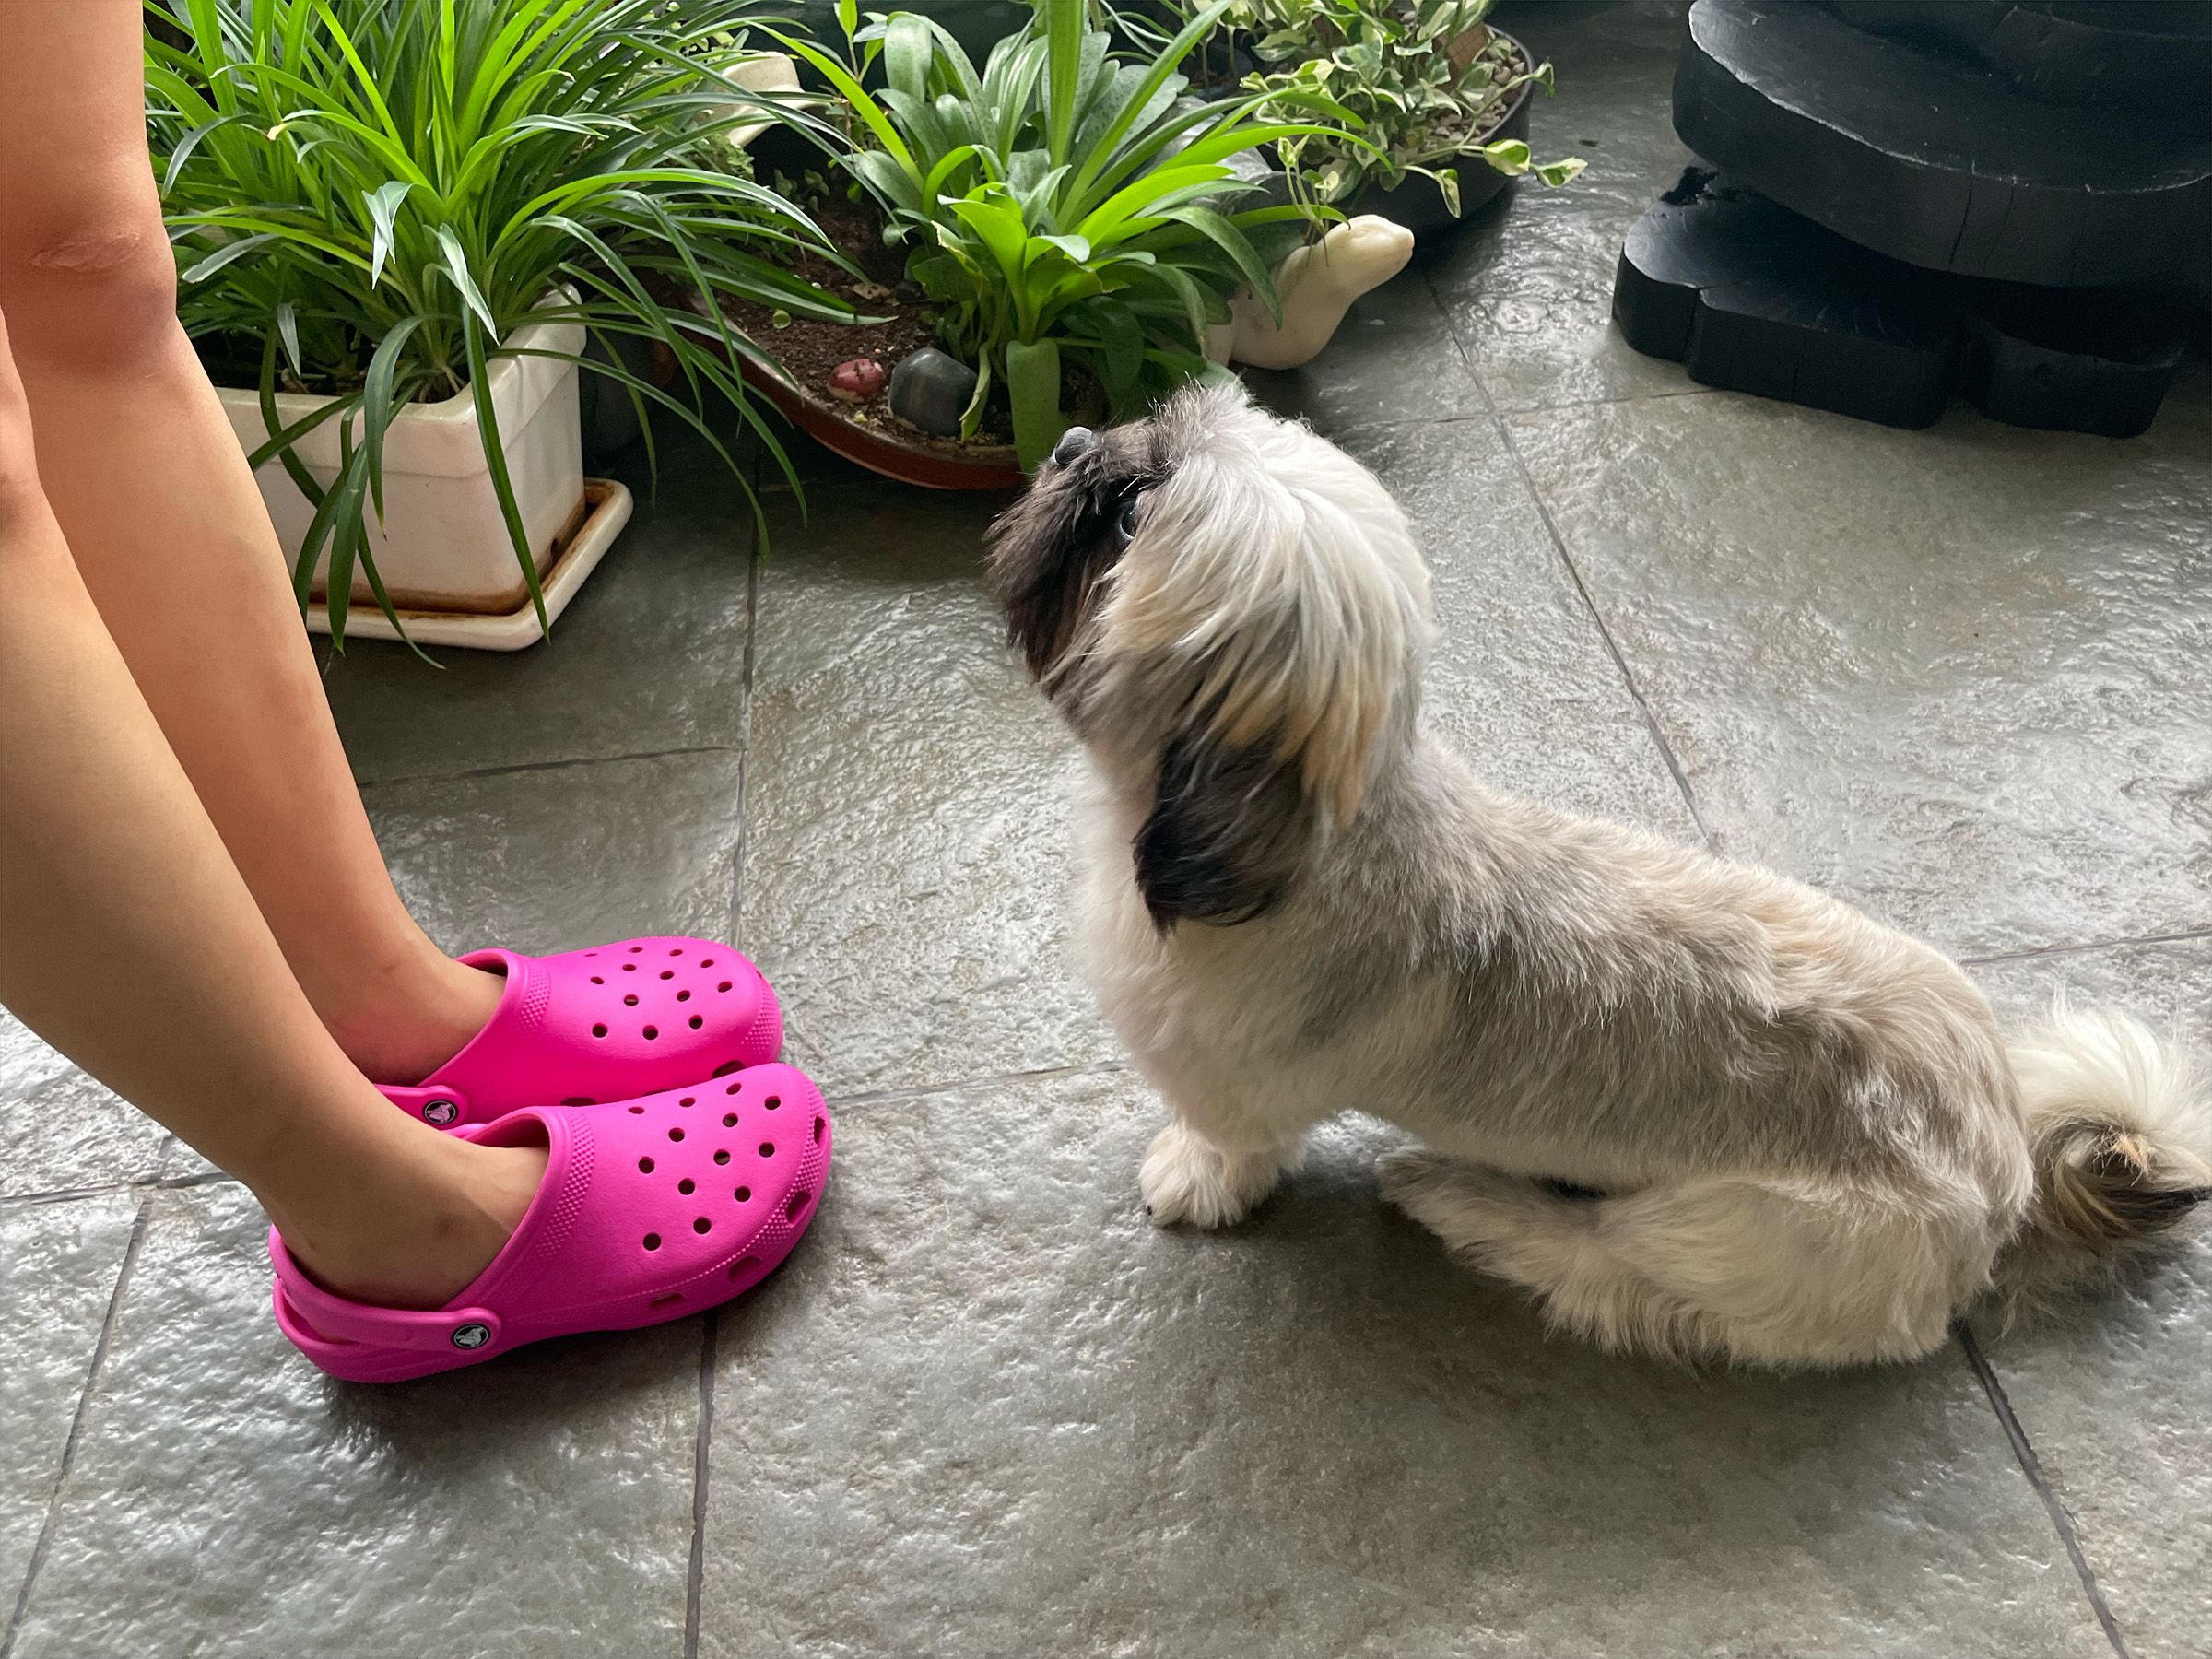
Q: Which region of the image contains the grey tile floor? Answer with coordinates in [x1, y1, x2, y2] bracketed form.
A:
[4, 3, 2208, 1653]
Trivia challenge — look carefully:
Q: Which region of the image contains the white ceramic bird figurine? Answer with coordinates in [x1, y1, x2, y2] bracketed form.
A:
[1207, 215, 1418, 371]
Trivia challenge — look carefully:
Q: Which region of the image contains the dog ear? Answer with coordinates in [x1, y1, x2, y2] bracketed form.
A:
[1132, 728, 1312, 929]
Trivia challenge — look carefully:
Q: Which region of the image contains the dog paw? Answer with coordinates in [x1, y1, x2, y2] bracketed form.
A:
[1376, 1148, 1461, 1221]
[1140, 1122, 1282, 1229]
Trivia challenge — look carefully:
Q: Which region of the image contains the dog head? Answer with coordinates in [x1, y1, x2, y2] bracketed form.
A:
[986, 384, 1432, 929]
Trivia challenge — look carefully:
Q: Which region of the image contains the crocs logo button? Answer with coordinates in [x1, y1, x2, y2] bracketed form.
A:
[451, 1322, 491, 1350]
[422, 1100, 459, 1127]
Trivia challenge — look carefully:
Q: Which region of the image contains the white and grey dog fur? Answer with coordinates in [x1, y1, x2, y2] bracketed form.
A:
[986, 384, 2212, 1370]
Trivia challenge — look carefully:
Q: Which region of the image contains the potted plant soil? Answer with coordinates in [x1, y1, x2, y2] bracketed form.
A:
[737, 0, 1341, 486]
[148, 0, 848, 649]
[1228, 0, 1587, 240]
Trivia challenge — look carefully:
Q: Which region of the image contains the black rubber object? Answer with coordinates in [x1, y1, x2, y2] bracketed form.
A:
[1614, 167, 2194, 436]
[1957, 282, 2191, 437]
[1671, 0, 2212, 287]
[1613, 169, 1958, 429]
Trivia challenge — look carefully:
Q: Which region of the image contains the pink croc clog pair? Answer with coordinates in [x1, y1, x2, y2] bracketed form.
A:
[269, 937, 830, 1383]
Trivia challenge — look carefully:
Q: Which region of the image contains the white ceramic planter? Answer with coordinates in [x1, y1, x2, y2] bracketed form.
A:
[217, 308, 586, 615]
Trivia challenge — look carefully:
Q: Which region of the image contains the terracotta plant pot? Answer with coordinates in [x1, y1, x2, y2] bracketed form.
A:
[736, 357, 1025, 490]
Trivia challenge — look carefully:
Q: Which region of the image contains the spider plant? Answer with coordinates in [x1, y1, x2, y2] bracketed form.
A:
[775, 0, 1359, 470]
[148, 0, 853, 646]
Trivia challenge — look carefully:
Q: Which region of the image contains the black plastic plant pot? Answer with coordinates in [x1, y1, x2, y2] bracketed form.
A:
[1267, 29, 1540, 242]
[1347, 93, 1532, 238]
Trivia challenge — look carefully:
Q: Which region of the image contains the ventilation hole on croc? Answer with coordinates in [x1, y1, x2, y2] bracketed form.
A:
[726, 1081, 742, 1096]
[660, 971, 674, 981]
[669, 1127, 685, 1142]
[639, 1157, 655, 1174]
[688, 1017, 704, 1030]
[677, 990, 691, 1003]
[693, 1217, 712, 1235]
[592, 1023, 608, 1039]
[713, 1149, 731, 1165]
[629, 1105, 645, 1115]
[643, 1232, 662, 1251]
[585, 951, 598, 958]
[649, 1292, 684, 1310]
[642, 1026, 659, 1041]
[678, 1177, 695, 1195]
[759, 1142, 775, 1158]
[712, 1061, 740, 1077]
[700, 959, 715, 970]
[765, 1095, 781, 1111]
[670, 947, 683, 957]
[679, 1096, 695, 1108]
[785, 1189, 811, 1221]
[717, 981, 734, 993]
[723, 1112, 738, 1128]
[590, 975, 604, 984]
[562, 1096, 594, 1107]
[629, 946, 643, 954]
[726, 1254, 759, 1280]
[735, 1186, 751, 1202]
[813, 1114, 825, 1146]
[624, 994, 640, 1006]
[623, 963, 637, 972]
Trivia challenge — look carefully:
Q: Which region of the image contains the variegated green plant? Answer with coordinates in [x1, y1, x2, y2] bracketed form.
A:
[1228, 0, 1585, 215]
[776, 0, 1355, 470]
[148, 0, 851, 647]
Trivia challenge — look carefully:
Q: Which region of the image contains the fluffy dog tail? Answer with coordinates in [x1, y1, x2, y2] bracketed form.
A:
[1993, 1003, 2212, 1308]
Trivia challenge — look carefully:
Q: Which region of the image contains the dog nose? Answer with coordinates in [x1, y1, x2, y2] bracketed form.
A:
[1050, 426, 1096, 468]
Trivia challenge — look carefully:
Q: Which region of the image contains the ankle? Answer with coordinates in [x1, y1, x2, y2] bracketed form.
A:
[272, 1135, 547, 1311]
[326, 947, 506, 1088]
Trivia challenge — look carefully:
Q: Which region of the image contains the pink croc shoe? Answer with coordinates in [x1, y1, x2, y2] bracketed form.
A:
[381, 938, 783, 1129]
[272, 1065, 831, 1382]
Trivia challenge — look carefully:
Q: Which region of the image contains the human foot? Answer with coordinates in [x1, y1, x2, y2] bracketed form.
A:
[277, 1132, 548, 1311]
[371, 937, 786, 1129]
[270, 1070, 834, 1382]
[330, 946, 505, 1088]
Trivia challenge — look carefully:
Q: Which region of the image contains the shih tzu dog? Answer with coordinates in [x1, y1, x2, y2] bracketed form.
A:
[986, 384, 2210, 1370]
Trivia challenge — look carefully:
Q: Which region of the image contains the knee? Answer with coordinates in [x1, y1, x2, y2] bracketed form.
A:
[0, 174, 181, 373]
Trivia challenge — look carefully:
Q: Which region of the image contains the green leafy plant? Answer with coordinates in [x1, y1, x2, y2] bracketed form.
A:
[1228, 0, 1585, 215]
[148, 0, 852, 646]
[774, 0, 1354, 469]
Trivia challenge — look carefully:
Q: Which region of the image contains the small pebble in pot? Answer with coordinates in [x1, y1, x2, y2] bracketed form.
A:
[888, 347, 979, 438]
[827, 358, 886, 404]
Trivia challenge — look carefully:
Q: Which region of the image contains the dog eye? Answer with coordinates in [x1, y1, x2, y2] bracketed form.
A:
[1114, 495, 1142, 545]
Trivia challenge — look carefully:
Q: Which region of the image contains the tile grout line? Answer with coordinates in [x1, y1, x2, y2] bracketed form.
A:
[681, 1307, 721, 1659]
[730, 464, 763, 958]
[824, 1058, 1130, 1114]
[1424, 262, 1716, 850]
[2, 1187, 154, 1658]
[1956, 1325, 2132, 1658]
[682, 442, 764, 1659]
[1961, 927, 2212, 967]
[1500, 429, 1713, 847]
[358, 743, 742, 793]
[0, 1168, 237, 1213]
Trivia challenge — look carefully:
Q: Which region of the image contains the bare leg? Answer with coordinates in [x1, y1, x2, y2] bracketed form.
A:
[0, 0, 500, 1086]
[0, 304, 539, 1310]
